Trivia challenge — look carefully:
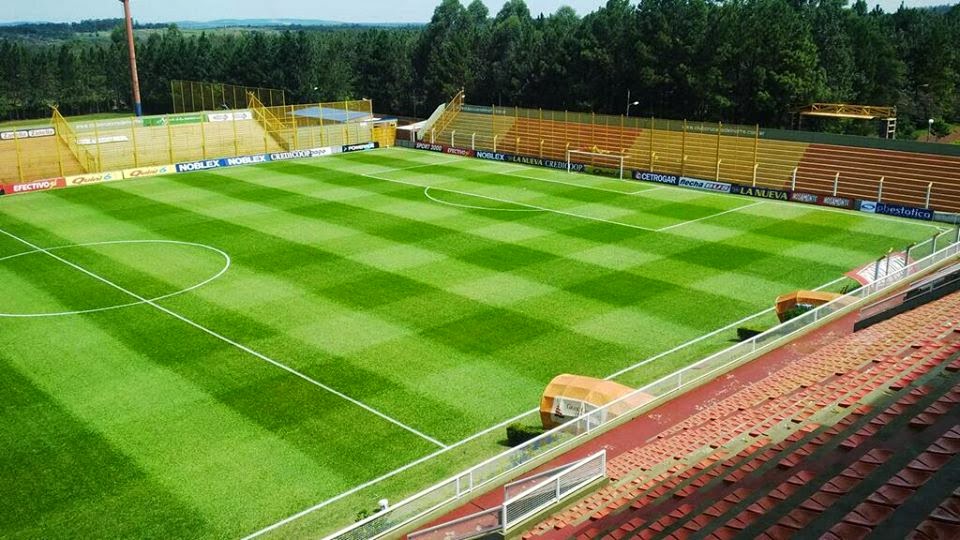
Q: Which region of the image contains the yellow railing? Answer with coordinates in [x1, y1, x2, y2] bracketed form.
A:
[248, 93, 294, 151]
[431, 89, 465, 141]
[52, 107, 98, 173]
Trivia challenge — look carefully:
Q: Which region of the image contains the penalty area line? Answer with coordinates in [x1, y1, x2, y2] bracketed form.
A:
[0, 227, 447, 450]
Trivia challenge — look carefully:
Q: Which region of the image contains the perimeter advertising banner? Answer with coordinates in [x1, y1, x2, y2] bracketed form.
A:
[2, 178, 66, 195]
[342, 142, 379, 153]
[678, 177, 732, 193]
[632, 170, 680, 185]
[414, 141, 475, 157]
[0, 127, 56, 140]
[122, 164, 175, 179]
[207, 111, 253, 123]
[858, 200, 934, 221]
[64, 171, 122, 188]
[176, 145, 345, 173]
[733, 185, 790, 201]
[471, 147, 586, 171]
[790, 192, 854, 209]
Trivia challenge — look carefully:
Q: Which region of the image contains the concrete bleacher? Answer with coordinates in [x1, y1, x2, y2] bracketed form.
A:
[519, 291, 960, 539]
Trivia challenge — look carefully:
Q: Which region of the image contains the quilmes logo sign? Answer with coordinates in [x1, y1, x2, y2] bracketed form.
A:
[633, 170, 679, 185]
[66, 171, 120, 186]
[858, 200, 878, 214]
[123, 165, 172, 179]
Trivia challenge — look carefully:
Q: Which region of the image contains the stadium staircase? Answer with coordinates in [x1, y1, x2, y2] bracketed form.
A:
[795, 144, 960, 212]
[519, 291, 960, 539]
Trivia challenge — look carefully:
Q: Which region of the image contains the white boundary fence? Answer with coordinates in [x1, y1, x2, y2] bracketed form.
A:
[324, 237, 960, 540]
[501, 450, 606, 531]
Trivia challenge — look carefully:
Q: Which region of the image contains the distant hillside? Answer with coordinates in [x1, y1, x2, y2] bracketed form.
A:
[174, 19, 421, 29]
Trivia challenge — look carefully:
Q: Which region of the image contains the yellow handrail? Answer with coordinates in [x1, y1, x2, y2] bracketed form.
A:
[51, 107, 98, 173]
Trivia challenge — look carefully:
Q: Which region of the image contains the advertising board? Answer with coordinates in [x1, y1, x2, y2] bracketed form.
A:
[342, 142, 379, 153]
[858, 200, 933, 221]
[734, 185, 790, 201]
[678, 177, 732, 193]
[64, 171, 122, 187]
[632, 170, 679, 185]
[207, 111, 254, 123]
[1, 127, 56, 140]
[2, 178, 66, 195]
[122, 165, 174, 179]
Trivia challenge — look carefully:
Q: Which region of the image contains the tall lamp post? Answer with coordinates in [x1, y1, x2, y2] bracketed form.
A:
[119, 0, 143, 116]
[928, 118, 935, 142]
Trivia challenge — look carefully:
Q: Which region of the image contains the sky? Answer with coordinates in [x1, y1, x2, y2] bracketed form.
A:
[0, 0, 955, 24]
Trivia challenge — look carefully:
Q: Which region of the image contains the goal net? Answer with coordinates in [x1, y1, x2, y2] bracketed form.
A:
[566, 149, 626, 180]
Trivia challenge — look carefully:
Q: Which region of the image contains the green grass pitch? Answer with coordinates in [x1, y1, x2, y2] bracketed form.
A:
[0, 147, 939, 538]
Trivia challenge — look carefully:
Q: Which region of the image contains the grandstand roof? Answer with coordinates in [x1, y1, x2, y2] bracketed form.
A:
[292, 106, 372, 123]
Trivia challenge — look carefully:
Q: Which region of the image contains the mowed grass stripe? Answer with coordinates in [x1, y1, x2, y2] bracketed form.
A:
[0, 216, 448, 537]
[32, 184, 543, 438]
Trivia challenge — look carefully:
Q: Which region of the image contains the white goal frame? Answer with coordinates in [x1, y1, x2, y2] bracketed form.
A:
[566, 150, 625, 180]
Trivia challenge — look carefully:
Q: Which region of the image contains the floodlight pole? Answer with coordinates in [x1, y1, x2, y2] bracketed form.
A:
[120, 0, 143, 116]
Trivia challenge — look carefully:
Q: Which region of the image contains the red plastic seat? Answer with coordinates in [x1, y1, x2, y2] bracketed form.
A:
[843, 502, 895, 527]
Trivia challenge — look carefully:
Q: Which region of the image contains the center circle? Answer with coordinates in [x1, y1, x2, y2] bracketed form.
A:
[0, 240, 231, 318]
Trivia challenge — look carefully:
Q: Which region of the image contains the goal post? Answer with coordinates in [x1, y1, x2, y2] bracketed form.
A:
[566, 149, 625, 180]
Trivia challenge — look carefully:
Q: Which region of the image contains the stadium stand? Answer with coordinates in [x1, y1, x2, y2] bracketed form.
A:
[794, 144, 960, 212]
[513, 290, 960, 539]
[430, 105, 960, 213]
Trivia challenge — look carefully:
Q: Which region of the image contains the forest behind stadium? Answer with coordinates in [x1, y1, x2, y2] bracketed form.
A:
[1, 0, 959, 137]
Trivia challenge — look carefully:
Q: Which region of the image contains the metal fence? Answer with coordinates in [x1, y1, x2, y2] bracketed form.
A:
[324, 236, 960, 540]
[171, 80, 286, 114]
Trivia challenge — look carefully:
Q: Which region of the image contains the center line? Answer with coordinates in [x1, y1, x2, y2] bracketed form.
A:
[0, 227, 447, 450]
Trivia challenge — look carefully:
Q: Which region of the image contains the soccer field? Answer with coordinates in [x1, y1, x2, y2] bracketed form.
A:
[0, 147, 940, 538]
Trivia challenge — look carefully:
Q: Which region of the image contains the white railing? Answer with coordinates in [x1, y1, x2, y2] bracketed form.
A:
[501, 450, 606, 530]
[417, 104, 446, 142]
[324, 237, 960, 540]
[406, 506, 502, 540]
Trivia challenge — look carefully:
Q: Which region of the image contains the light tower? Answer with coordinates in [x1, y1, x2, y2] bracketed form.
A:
[119, 0, 143, 116]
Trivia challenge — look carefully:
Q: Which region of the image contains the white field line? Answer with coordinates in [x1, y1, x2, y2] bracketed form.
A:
[0, 240, 231, 318]
[378, 148, 942, 233]
[656, 201, 766, 232]
[423, 186, 543, 213]
[0, 227, 448, 450]
[247, 263, 851, 538]
[363, 171, 660, 233]
[241, 406, 538, 540]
